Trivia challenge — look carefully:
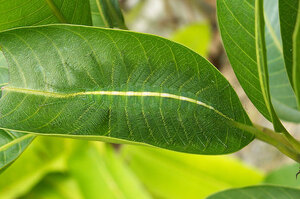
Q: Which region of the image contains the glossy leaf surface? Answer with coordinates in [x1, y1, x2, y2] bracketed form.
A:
[207, 185, 300, 199]
[0, 25, 253, 155]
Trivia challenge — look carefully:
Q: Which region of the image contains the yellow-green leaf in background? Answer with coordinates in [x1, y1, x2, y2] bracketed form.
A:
[0, 137, 71, 199]
[171, 23, 211, 58]
[67, 142, 151, 199]
[121, 145, 264, 199]
[20, 173, 83, 199]
[2, 138, 151, 199]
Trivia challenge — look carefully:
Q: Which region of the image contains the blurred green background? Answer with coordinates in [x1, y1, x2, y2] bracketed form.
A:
[1, 137, 263, 199]
[2, 136, 299, 199]
[1, 0, 300, 198]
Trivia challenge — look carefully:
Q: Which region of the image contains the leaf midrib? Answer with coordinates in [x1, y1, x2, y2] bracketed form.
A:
[2, 86, 233, 121]
[0, 133, 34, 152]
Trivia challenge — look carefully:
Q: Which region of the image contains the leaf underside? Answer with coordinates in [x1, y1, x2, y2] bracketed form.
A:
[254, 0, 284, 131]
[217, 0, 270, 120]
[217, 0, 296, 125]
[0, 25, 253, 155]
[264, 0, 300, 122]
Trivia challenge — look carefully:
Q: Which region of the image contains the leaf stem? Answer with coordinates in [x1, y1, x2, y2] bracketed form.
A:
[233, 122, 300, 163]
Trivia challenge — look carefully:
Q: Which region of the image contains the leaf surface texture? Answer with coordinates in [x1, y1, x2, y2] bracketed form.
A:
[0, 25, 253, 154]
[0, 0, 92, 171]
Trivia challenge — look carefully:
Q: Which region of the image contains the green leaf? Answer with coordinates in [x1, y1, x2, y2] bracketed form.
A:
[0, 130, 34, 172]
[0, 0, 92, 31]
[264, 0, 300, 122]
[121, 145, 264, 199]
[0, 52, 9, 87]
[171, 23, 211, 58]
[293, 0, 300, 108]
[0, 137, 70, 199]
[207, 185, 300, 199]
[263, 163, 300, 188]
[272, 99, 300, 123]
[279, 0, 299, 84]
[21, 141, 151, 199]
[0, 52, 34, 172]
[0, 0, 93, 171]
[217, 0, 284, 131]
[67, 142, 151, 199]
[0, 24, 253, 155]
[90, 0, 127, 29]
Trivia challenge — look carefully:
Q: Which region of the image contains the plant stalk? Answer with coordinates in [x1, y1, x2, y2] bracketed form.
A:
[233, 122, 300, 163]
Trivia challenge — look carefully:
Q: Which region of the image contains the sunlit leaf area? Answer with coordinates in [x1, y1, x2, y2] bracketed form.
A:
[0, 0, 299, 198]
